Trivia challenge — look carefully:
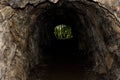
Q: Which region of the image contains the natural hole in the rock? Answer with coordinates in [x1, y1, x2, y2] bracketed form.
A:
[29, 3, 95, 80]
[54, 24, 73, 40]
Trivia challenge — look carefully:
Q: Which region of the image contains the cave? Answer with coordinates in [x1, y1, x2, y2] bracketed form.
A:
[26, 1, 120, 80]
[0, 0, 120, 80]
[28, 2, 98, 80]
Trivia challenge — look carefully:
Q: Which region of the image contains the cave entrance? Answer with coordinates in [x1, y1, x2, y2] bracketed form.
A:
[29, 3, 95, 80]
[39, 8, 91, 79]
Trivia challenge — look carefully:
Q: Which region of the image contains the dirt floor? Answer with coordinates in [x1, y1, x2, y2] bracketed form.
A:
[29, 56, 96, 80]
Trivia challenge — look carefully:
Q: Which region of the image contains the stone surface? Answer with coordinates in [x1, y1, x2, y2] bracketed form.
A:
[0, 0, 46, 8]
[94, 0, 120, 21]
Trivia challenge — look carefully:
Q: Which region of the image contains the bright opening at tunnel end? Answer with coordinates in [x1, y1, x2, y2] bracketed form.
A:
[54, 24, 73, 40]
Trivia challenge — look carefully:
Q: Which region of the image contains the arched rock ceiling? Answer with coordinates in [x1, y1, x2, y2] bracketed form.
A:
[0, 0, 119, 20]
[1, 0, 119, 8]
[0, 0, 60, 8]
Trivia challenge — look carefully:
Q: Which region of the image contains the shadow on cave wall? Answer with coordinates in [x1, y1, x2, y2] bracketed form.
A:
[25, 1, 120, 80]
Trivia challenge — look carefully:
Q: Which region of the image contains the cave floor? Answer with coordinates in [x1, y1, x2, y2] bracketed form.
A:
[29, 56, 96, 80]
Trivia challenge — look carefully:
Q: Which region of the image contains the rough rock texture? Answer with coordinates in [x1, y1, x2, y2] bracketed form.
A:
[0, 0, 45, 8]
[0, 2, 52, 80]
[0, 0, 60, 8]
[94, 0, 120, 21]
[0, 0, 120, 80]
[0, 5, 31, 80]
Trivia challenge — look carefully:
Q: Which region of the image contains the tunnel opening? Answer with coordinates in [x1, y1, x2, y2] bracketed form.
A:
[29, 3, 96, 80]
[36, 5, 94, 69]
[54, 24, 73, 40]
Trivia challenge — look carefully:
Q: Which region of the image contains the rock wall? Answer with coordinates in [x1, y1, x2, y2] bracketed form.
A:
[0, 5, 31, 80]
[0, 0, 120, 80]
[94, 0, 120, 21]
[0, 1, 53, 79]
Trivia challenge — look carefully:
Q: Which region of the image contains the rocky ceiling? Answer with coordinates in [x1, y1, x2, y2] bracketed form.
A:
[0, 0, 57, 8]
[0, 0, 120, 20]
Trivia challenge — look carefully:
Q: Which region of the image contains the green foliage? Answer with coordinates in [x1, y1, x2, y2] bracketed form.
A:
[54, 24, 73, 40]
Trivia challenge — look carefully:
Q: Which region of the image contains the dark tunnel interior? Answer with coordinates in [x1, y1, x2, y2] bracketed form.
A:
[29, 4, 95, 80]
[42, 8, 79, 57]
[39, 6, 94, 66]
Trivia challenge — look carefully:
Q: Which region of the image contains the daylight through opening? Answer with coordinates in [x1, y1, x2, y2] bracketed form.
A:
[54, 24, 73, 40]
